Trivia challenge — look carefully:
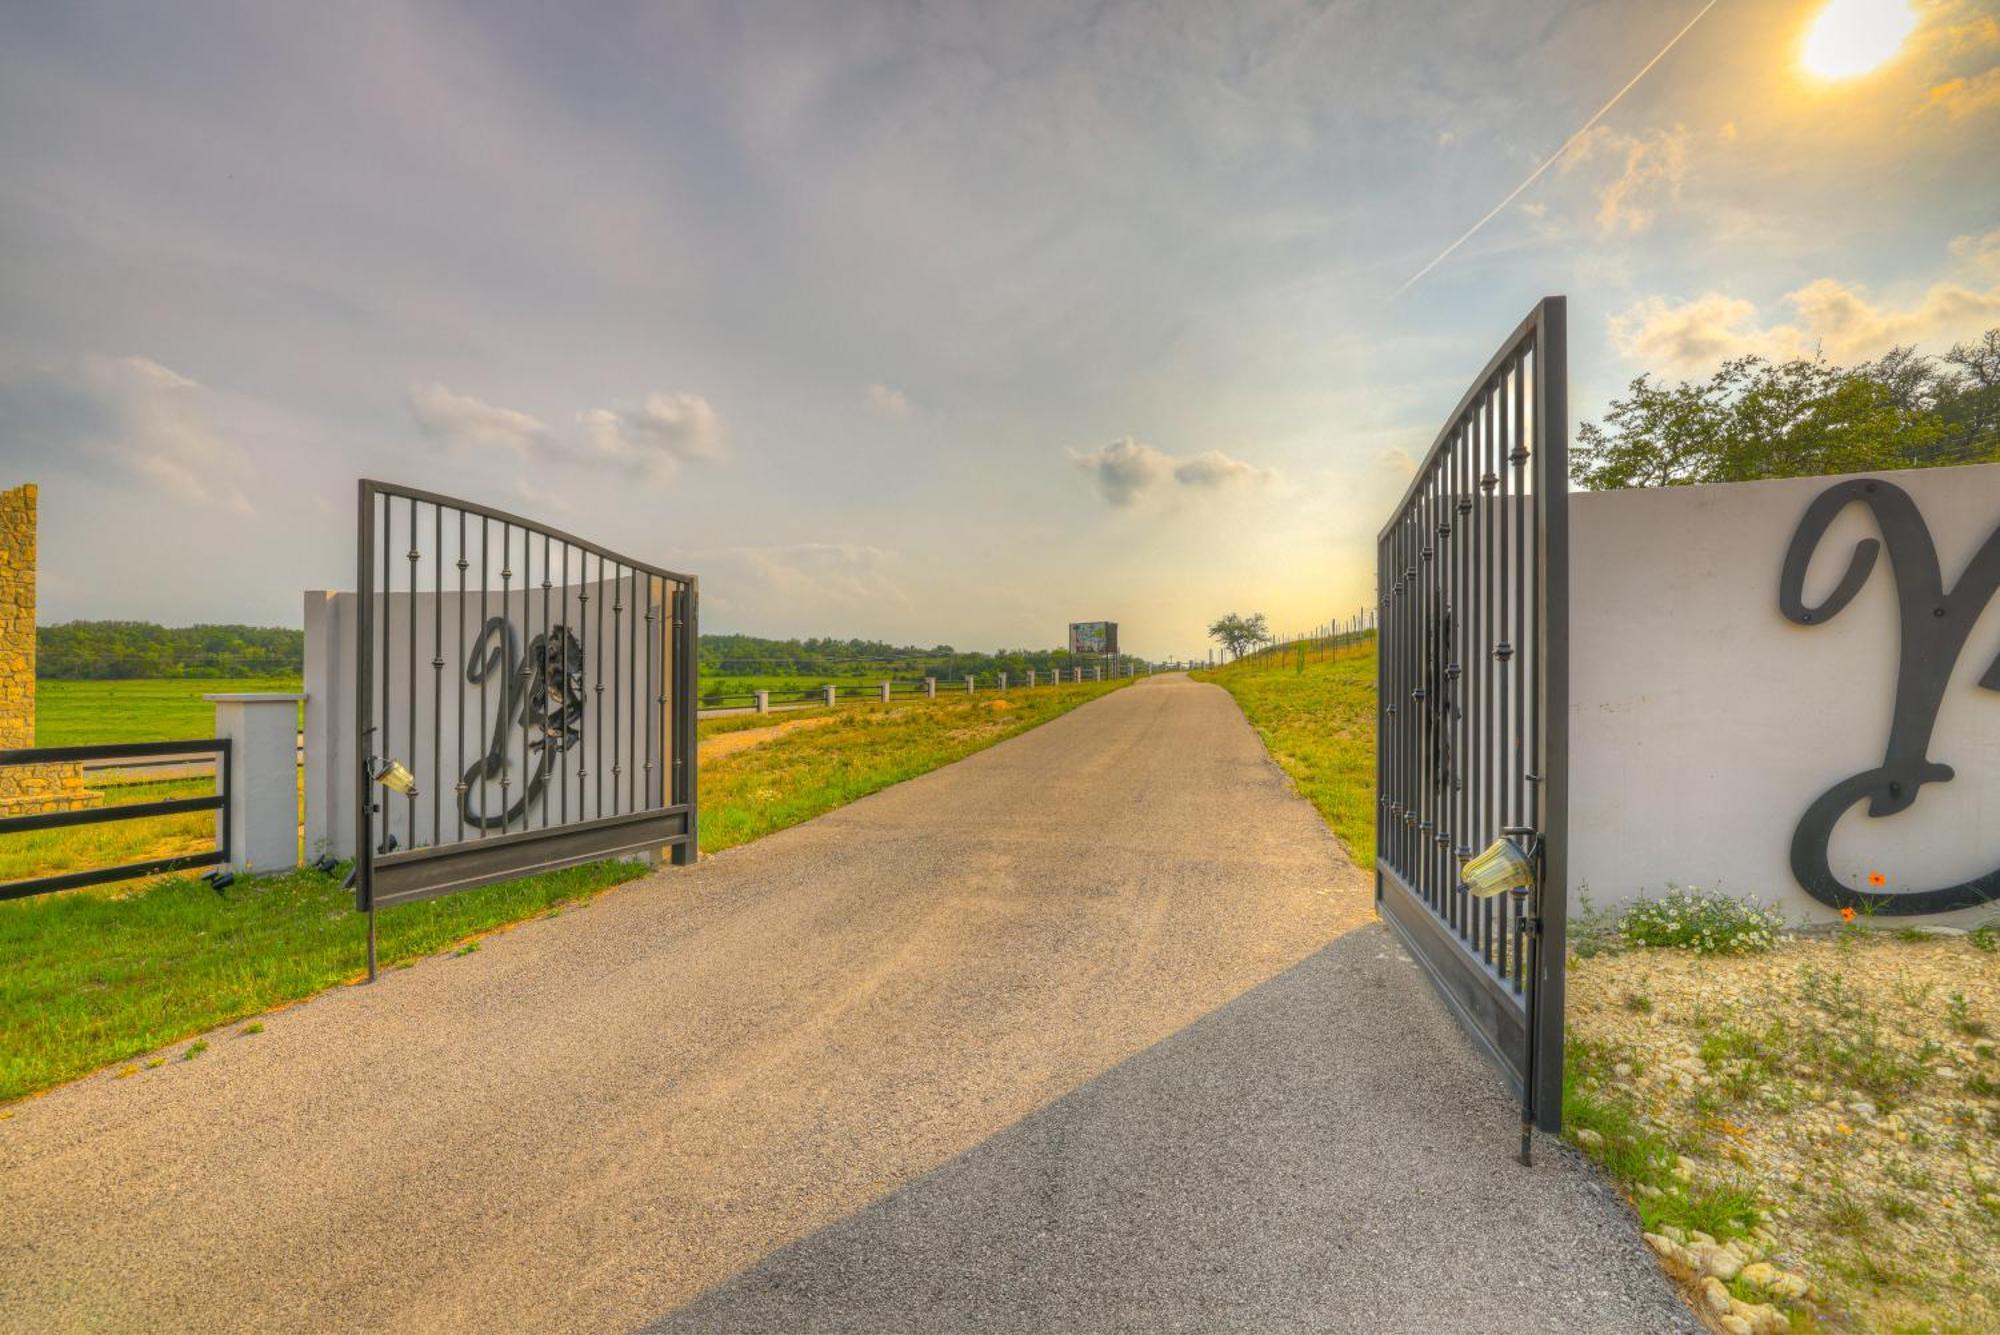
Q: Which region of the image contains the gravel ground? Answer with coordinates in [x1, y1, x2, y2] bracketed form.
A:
[1570, 932, 2000, 1330]
[1, 675, 1691, 1332]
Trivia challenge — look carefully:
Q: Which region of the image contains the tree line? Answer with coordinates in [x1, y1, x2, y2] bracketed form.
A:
[37, 623, 1127, 682]
[37, 622, 305, 679]
[1574, 328, 2000, 489]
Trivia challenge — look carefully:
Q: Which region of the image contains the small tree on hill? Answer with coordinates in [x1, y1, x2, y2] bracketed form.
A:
[1207, 612, 1269, 661]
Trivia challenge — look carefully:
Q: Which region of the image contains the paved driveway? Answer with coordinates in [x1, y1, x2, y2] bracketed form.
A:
[0, 675, 1693, 1332]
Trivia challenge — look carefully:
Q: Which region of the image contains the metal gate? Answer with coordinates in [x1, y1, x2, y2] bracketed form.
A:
[355, 481, 697, 970]
[1376, 297, 1568, 1150]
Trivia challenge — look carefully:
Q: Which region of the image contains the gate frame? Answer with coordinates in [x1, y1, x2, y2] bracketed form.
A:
[1374, 296, 1569, 1151]
[354, 480, 698, 976]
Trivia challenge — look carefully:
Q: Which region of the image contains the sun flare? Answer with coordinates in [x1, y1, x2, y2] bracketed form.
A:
[1801, 0, 1920, 79]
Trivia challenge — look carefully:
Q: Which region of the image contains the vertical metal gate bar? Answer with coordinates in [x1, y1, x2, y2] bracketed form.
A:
[407, 495, 418, 852]
[456, 509, 468, 846]
[1532, 299, 1570, 1131]
[433, 502, 444, 845]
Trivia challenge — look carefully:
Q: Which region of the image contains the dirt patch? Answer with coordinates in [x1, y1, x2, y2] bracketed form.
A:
[700, 714, 837, 762]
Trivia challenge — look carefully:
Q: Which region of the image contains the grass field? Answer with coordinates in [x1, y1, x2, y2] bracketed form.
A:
[1, 675, 1129, 1104]
[1192, 637, 1376, 867]
[34, 676, 303, 746]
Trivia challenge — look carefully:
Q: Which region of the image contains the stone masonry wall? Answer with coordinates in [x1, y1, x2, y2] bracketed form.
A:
[0, 483, 32, 749]
[0, 482, 100, 817]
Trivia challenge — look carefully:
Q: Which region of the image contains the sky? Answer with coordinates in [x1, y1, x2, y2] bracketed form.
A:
[2, 0, 1996, 663]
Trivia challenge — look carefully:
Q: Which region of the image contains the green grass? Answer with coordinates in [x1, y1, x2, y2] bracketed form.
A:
[699, 678, 1130, 852]
[35, 676, 303, 746]
[1192, 637, 1376, 865]
[2, 675, 1131, 1104]
[0, 858, 647, 1103]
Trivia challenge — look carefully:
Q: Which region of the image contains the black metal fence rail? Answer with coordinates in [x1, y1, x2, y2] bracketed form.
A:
[356, 481, 698, 922]
[0, 739, 232, 900]
[1376, 296, 1569, 1139]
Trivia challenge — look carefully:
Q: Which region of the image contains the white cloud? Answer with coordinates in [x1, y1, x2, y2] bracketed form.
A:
[1069, 437, 1276, 508]
[1609, 230, 2000, 373]
[1563, 125, 1689, 234]
[865, 383, 914, 420]
[729, 542, 911, 611]
[408, 382, 550, 455]
[411, 383, 727, 478]
[576, 392, 729, 474]
[1173, 449, 1275, 489]
[0, 355, 251, 512]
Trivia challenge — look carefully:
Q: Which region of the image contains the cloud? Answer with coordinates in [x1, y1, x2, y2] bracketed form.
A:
[727, 542, 911, 611]
[1609, 230, 2000, 373]
[1069, 437, 1275, 508]
[408, 382, 550, 454]
[1925, 66, 2000, 119]
[1069, 437, 1173, 507]
[411, 383, 726, 478]
[1173, 450, 1275, 489]
[576, 392, 729, 473]
[865, 383, 914, 420]
[1562, 125, 1689, 233]
[0, 355, 251, 512]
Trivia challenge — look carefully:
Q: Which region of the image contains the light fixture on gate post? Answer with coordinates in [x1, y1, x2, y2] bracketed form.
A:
[369, 756, 419, 799]
[1461, 827, 1540, 899]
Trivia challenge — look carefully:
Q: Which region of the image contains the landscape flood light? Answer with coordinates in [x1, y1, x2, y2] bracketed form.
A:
[370, 756, 419, 799]
[1460, 832, 1538, 899]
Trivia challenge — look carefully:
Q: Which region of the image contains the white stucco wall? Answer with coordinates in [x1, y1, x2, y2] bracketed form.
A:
[1567, 462, 2000, 925]
[304, 577, 671, 860]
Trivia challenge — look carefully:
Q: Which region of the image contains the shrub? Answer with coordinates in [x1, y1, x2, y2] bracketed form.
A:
[1617, 886, 1782, 956]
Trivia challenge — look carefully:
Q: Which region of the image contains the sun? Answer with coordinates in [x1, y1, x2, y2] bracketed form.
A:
[1800, 0, 1920, 79]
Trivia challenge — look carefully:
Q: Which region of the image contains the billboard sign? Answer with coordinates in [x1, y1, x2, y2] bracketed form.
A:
[1068, 621, 1118, 655]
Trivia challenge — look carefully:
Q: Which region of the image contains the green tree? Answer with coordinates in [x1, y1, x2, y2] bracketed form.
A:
[1207, 612, 1269, 661]
[1572, 329, 2000, 490]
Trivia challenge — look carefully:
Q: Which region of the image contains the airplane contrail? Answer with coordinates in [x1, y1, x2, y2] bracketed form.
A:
[1395, 0, 1726, 296]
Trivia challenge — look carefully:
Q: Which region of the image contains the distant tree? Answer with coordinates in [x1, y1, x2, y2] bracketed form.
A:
[1207, 612, 1269, 661]
[1572, 327, 2000, 490]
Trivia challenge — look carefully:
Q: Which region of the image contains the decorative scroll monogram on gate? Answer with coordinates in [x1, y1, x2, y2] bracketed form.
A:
[1780, 478, 2000, 916]
[457, 617, 586, 830]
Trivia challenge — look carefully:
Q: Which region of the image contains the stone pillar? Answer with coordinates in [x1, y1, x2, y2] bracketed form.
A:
[924, 677, 936, 698]
[998, 672, 1008, 690]
[207, 693, 304, 875]
[965, 675, 975, 694]
[754, 690, 770, 714]
[0, 484, 31, 750]
[0, 483, 102, 817]
[1027, 670, 1037, 687]
[823, 684, 836, 707]
[879, 681, 891, 702]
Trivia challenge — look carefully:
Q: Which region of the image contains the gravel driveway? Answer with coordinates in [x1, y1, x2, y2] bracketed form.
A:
[0, 674, 1693, 1332]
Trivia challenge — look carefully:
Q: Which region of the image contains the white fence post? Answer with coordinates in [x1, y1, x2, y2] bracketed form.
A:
[206, 692, 305, 876]
[824, 684, 836, 707]
[1027, 669, 1037, 687]
[965, 675, 975, 694]
[998, 672, 1008, 690]
[879, 680, 891, 702]
[755, 689, 769, 714]
[924, 677, 936, 698]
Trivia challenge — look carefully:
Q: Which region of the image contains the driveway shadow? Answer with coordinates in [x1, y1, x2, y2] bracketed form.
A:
[646, 924, 1695, 1334]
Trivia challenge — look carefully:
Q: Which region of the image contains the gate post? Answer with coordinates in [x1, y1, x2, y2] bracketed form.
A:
[206, 692, 304, 875]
